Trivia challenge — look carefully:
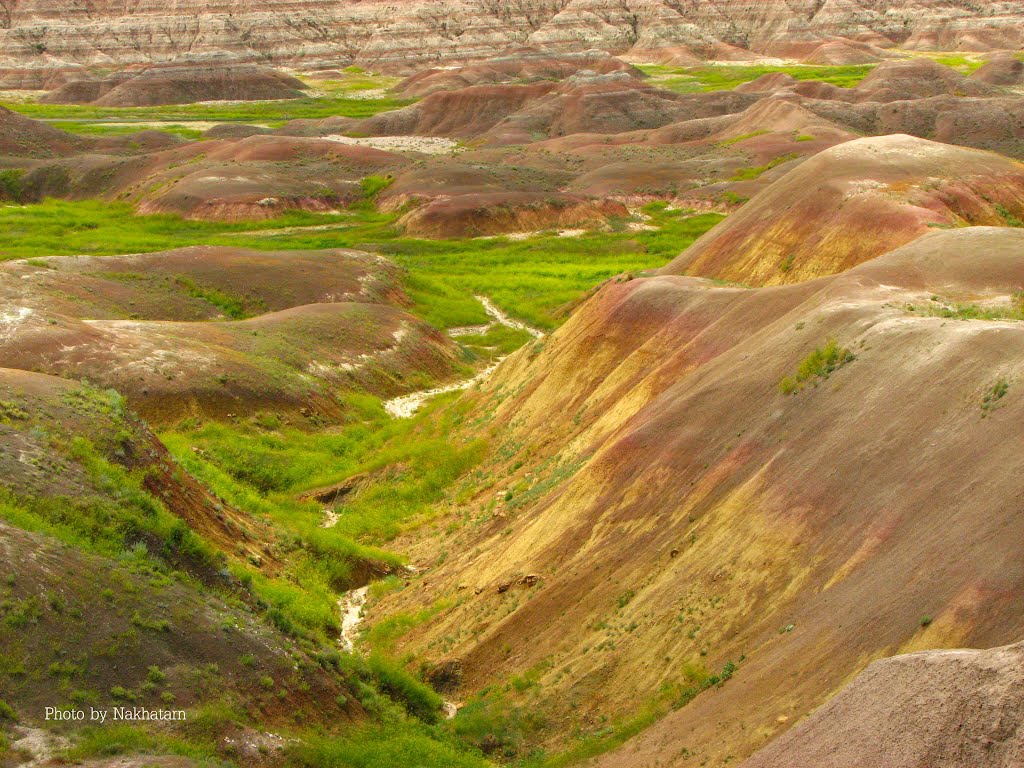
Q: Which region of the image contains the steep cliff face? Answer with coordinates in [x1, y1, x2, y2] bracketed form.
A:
[1, 0, 1023, 85]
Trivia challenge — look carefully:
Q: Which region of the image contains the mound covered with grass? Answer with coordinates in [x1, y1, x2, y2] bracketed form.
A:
[0, 247, 464, 422]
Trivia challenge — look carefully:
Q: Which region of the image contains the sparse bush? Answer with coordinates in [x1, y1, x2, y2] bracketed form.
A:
[779, 339, 855, 394]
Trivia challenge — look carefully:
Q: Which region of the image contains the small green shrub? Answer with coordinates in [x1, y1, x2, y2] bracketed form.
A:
[779, 339, 855, 394]
[0, 698, 17, 721]
[367, 654, 442, 723]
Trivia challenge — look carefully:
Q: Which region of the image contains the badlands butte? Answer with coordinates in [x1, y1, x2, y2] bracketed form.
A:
[1, 3, 1024, 767]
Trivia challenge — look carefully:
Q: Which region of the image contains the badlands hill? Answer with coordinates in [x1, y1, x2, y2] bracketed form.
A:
[664, 135, 1024, 285]
[41, 64, 308, 106]
[370, 223, 1024, 765]
[0, 247, 463, 423]
[742, 641, 1024, 768]
[1, 0, 1024, 85]
[0, 368, 367, 744]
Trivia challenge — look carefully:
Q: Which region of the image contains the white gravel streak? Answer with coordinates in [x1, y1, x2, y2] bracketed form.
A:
[323, 134, 462, 155]
[384, 296, 544, 418]
[0, 307, 32, 344]
[338, 586, 369, 653]
[338, 584, 460, 719]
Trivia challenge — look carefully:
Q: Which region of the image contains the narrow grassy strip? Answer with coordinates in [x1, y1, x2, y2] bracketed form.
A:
[904, 293, 1024, 322]
[0, 200, 722, 331]
[637, 63, 876, 93]
[8, 95, 413, 124]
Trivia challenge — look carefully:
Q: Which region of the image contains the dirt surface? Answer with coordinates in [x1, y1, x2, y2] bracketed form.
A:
[664, 134, 1024, 285]
[372, 226, 1024, 766]
[42, 65, 306, 107]
[742, 641, 1024, 768]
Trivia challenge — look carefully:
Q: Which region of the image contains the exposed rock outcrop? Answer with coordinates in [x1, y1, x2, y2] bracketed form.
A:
[1, 1, 1022, 82]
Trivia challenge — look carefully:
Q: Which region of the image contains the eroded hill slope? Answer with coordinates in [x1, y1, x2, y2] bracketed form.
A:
[370, 226, 1024, 765]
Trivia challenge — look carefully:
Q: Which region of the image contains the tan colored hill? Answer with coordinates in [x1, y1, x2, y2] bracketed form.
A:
[972, 52, 1024, 86]
[41, 64, 307, 106]
[741, 641, 1024, 768]
[394, 48, 641, 97]
[854, 58, 998, 101]
[367, 226, 1024, 765]
[664, 135, 1024, 285]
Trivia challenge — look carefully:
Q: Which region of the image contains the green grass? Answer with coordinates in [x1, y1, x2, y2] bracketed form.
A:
[290, 724, 490, 768]
[46, 120, 205, 140]
[0, 169, 24, 201]
[905, 294, 1024, 323]
[637, 63, 876, 93]
[7, 94, 413, 127]
[173, 274, 266, 319]
[0, 199, 722, 331]
[926, 54, 985, 74]
[779, 339, 855, 394]
[981, 379, 1010, 417]
[0, 424, 219, 576]
[159, 394, 484, 642]
[718, 130, 768, 147]
[499, 660, 737, 767]
[63, 724, 220, 763]
[731, 152, 800, 181]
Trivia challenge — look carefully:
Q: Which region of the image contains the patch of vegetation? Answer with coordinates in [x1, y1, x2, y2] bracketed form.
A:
[8, 93, 413, 127]
[637, 63, 876, 93]
[48, 121, 204, 140]
[926, 54, 985, 74]
[995, 203, 1023, 228]
[0, 698, 17, 721]
[904, 296, 1024, 323]
[368, 653, 444, 723]
[0, 438, 219, 576]
[173, 275, 265, 319]
[731, 152, 800, 181]
[718, 130, 767, 147]
[360, 174, 395, 201]
[981, 379, 1009, 417]
[0, 169, 24, 202]
[0, 401, 29, 423]
[366, 600, 453, 654]
[779, 339, 855, 394]
[451, 685, 547, 760]
[520, 659, 739, 767]
[161, 396, 481, 642]
[290, 724, 489, 768]
[0, 200, 722, 332]
[62, 724, 219, 762]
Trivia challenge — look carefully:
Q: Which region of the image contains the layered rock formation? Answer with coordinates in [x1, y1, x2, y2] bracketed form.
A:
[1, 0, 1023, 85]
